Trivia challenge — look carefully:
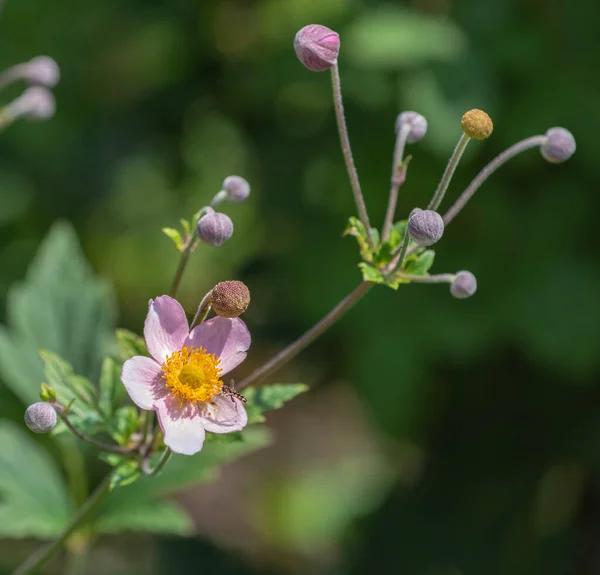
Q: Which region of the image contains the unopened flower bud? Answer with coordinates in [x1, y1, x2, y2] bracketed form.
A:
[407, 209, 444, 246]
[395, 111, 428, 144]
[222, 176, 250, 203]
[24, 402, 57, 434]
[461, 109, 493, 140]
[211, 281, 250, 318]
[540, 127, 576, 163]
[196, 209, 234, 246]
[40, 383, 56, 402]
[23, 56, 60, 87]
[294, 24, 340, 72]
[450, 271, 477, 299]
[15, 86, 56, 120]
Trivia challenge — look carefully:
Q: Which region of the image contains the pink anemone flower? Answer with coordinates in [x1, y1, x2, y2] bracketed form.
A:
[121, 295, 251, 455]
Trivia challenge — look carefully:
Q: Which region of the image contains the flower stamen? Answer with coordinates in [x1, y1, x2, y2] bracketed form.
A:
[162, 345, 223, 405]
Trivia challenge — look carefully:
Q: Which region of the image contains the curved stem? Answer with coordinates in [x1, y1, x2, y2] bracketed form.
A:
[190, 291, 212, 329]
[330, 64, 376, 252]
[392, 271, 456, 284]
[11, 476, 112, 575]
[142, 448, 172, 477]
[237, 281, 373, 390]
[382, 123, 412, 242]
[57, 410, 135, 455]
[168, 248, 191, 297]
[428, 133, 471, 212]
[443, 135, 547, 225]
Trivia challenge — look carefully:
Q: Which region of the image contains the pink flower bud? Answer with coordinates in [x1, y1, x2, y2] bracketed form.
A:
[24, 56, 60, 87]
[294, 25, 340, 72]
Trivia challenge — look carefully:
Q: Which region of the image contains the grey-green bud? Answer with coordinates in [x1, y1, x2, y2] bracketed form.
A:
[407, 209, 444, 246]
[196, 209, 234, 246]
[540, 127, 576, 163]
[24, 402, 57, 433]
[450, 271, 477, 299]
[395, 111, 428, 144]
[222, 176, 250, 203]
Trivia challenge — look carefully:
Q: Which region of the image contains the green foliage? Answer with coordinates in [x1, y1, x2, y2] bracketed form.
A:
[0, 422, 71, 538]
[403, 249, 436, 276]
[162, 227, 184, 251]
[116, 329, 149, 363]
[244, 383, 309, 424]
[108, 406, 141, 446]
[0, 222, 116, 405]
[98, 356, 125, 417]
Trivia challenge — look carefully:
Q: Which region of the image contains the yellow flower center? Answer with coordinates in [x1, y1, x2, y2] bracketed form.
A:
[162, 346, 223, 405]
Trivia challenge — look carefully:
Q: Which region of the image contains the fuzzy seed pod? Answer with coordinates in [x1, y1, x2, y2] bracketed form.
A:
[461, 109, 493, 140]
[210, 281, 251, 318]
[222, 176, 250, 203]
[450, 271, 477, 299]
[294, 24, 340, 72]
[24, 402, 57, 433]
[24, 56, 60, 87]
[540, 127, 576, 163]
[407, 209, 444, 246]
[196, 210, 234, 247]
[395, 111, 428, 144]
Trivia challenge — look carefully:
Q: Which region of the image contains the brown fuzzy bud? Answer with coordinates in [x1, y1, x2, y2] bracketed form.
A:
[210, 281, 250, 318]
[407, 209, 444, 247]
[540, 127, 576, 163]
[461, 109, 493, 140]
[24, 402, 57, 433]
[196, 209, 233, 247]
[450, 271, 477, 299]
[222, 176, 250, 203]
[294, 24, 340, 72]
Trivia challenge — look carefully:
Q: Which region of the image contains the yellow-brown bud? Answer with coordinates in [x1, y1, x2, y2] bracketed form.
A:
[461, 109, 493, 140]
[210, 281, 250, 318]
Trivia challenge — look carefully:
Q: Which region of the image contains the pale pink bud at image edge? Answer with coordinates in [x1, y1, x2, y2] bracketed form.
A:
[294, 24, 340, 72]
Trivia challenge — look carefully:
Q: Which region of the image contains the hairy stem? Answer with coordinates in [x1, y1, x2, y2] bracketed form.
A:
[142, 448, 172, 476]
[168, 248, 191, 298]
[237, 281, 373, 390]
[12, 476, 112, 575]
[443, 135, 547, 225]
[392, 271, 456, 284]
[382, 123, 412, 242]
[330, 64, 376, 251]
[428, 133, 471, 212]
[190, 291, 212, 329]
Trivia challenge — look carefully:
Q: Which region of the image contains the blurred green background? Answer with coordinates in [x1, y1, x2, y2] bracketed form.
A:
[1, 0, 600, 573]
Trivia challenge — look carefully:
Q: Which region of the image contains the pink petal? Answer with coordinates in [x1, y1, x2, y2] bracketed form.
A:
[197, 394, 248, 434]
[185, 317, 250, 375]
[155, 395, 206, 455]
[144, 296, 189, 364]
[121, 356, 166, 410]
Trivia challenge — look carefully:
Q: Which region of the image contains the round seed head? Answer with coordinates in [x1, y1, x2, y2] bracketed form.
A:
[461, 109, 493, 140]
[540, 127, 576, 163]
[450, 271, 477, 299]
[407, 209, 444, 246]
[396, 111, 428, 144]
[24, 402, 57, 434]
[17, 86, 56, 120]
[222, 176, 250, 203]
[196, 210, 234, 247]
[211, 281, 251, 318]
[294, 24, 340, 72]
[24, 56, 60, 87]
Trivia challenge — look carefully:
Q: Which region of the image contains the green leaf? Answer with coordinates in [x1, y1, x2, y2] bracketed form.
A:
[404, 249, 435, 276]
[343, 217, 378, 263]
[162, 227, 184, 251]
[244, 383, 309, 424]
[40, 350, 96, 414]
[0, 221, 116, 405]
[109, 460, 141, 490]
[109, 406, 141, 446]
[116, 329, 148, 363]
[98, 356, 125, 416]
[0, 421, 71, 538]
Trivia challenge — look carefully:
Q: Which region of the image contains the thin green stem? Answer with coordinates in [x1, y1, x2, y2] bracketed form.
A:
[142, 448, 172, 476]
[387, 225, 410, 274]
[237, 281, 373, 390]
[11, 476, 112, 575]
[57, 410, 135, 455]
[209, 189, 228, 209]
[168, 248, 191, 298]
[330, 64, 376, 252]
[392, 271, 456, 284]
[428, 133, 471, 212]
[382, 123, 412, 242]
[443, 135, 547, 225]
[190, 291, 212, 329]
